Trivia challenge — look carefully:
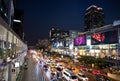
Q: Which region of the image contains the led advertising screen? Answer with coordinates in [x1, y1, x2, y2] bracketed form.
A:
[74, 35, 86, 46]
[91, 29, 118, 45]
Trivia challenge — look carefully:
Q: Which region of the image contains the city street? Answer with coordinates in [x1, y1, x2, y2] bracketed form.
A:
[0, 0, 120, 81]
[55, 57, 97, 81]
[20, 55, 47, 81]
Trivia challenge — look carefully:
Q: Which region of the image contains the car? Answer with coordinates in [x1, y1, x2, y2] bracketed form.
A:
[58, 64, 64, 69]
[63, 69, 78, 81]
[95, 75, 111, 81]
[50, 63, 56, 68]
[56, 67, 63, 72]
[67, 67, 75, 71]
[92, 70, 100, 75]
[46, 61, 50, 65]
[44, 68, 48, 72]
[73, 59, 79, 63]
[95, 75, 104, 81]
[76, 73, 89, 81]
[81, 67, 88, 71]
[79, 66, 88, 71]
[100, 72, 107, 76]
[104, 77, 111, 81]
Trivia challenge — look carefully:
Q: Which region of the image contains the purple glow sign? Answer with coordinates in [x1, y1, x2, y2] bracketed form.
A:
[74, 35, 86, 46]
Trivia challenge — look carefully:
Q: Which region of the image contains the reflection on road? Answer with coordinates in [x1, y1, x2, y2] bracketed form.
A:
[21, 56, 47, 81]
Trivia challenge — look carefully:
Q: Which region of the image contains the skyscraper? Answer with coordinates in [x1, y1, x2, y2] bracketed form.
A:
[84, 5, 105, 31]
[50, 27, 56, 39]
[0, 0, 14, 26]
[13, 9, 24, 40]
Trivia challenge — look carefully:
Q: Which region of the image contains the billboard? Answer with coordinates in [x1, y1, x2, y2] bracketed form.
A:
[91, 29, 118, 44]
[74, 35, 86, 46]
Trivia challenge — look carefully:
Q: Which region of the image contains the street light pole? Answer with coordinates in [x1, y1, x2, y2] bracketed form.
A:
[116, 27, 120, 68]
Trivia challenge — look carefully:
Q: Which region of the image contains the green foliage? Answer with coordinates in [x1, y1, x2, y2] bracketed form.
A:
[78, 56, 106, 64]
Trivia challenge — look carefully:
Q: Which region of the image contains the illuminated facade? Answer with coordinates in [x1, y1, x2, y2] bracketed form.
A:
[51, 21, 120, 60]
[76, 23, 120, 59]
[49, 27, 70, 48]
[49, 27, 58, 40]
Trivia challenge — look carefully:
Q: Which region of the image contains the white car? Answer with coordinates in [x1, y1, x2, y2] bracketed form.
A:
[58, 64, 64, 69]
[76, 73, 89, 81]
[63, 69, 78, 81]
[46, 61, 50, 65]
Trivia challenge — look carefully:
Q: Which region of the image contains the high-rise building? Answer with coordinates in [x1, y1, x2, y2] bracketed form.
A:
[49, 27, 70, 48]
[49, 27, 69, 41]
[13, 0, 18, 8]
[84, 5, 105, 31]
[0, 0, 14, 26]
[49, 27, 58, 40]
[13, 9, 24, 40]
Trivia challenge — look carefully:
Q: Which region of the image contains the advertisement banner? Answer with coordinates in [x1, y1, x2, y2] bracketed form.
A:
[91, 29, 118, 45]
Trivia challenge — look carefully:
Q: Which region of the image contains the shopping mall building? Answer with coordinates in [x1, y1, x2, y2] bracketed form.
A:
[77, 24, 120, 59]
[51, 20, 120, 59]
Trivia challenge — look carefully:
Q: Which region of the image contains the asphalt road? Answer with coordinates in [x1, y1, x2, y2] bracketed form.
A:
[20, 56, 47, 81]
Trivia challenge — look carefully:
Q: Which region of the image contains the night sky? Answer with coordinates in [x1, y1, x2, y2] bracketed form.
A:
[17, 0, 120, 45]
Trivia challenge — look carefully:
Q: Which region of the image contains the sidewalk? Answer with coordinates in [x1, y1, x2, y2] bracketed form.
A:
[0, 66, 6, 80]
[11, 73, 16, 81]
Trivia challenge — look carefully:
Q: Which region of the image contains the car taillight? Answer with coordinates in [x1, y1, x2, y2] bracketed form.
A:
[72, 79, 77, 81]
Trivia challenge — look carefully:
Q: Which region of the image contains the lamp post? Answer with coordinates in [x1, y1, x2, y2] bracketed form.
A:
[116, 44, 119, 68]
[116, 27, 120, 68]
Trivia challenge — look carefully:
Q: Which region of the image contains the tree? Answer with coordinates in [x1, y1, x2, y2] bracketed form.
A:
[36, 39, 49, 51]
